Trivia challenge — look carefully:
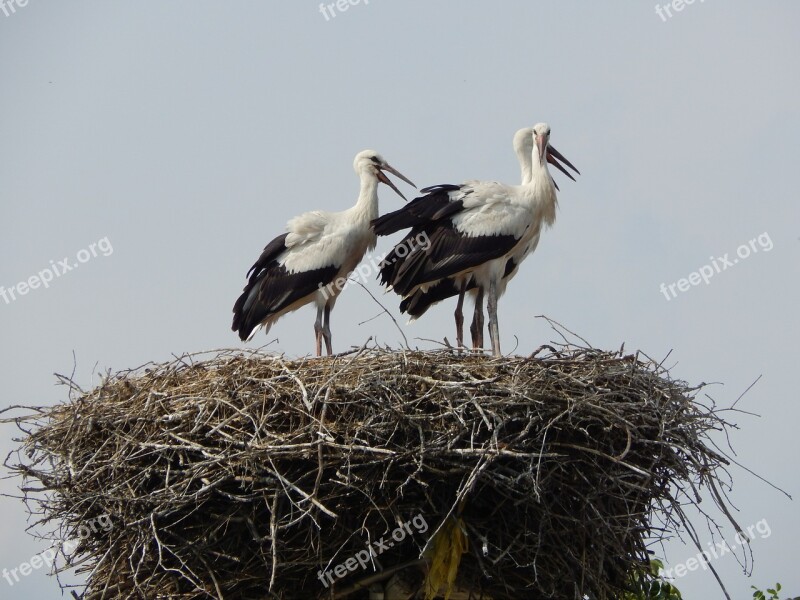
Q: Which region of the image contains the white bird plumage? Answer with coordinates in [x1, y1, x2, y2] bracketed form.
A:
[396, 128, 537, 342]
[373, 123, 579, 356]
[232, 150, 414, 356]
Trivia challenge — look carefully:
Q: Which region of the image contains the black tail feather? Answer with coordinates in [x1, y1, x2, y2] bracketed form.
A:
[400, 278, 465, 317]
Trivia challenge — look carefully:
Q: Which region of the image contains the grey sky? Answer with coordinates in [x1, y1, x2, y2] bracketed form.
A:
[1, 2, 798, 597]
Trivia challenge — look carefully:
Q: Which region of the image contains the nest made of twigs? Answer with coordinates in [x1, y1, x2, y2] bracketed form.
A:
[4, 342, 738, 600]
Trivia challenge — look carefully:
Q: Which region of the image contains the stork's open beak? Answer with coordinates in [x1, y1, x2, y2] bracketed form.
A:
[377, 163, 416, 202]
[547, 145, 580, 179]
[546, 153, 575, 182]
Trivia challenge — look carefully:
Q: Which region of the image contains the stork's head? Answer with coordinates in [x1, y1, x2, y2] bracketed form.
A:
[353, 150, 416, 201]
[532, 122, 551, 164]
[513, 127, 535, 156]
[529, 123, 581, 184]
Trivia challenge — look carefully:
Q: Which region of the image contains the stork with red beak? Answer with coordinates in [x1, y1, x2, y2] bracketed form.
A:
[233, 150, 415, 356]
[373, 124, 578, 356]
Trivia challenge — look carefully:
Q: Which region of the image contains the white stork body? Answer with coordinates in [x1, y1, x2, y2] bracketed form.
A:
[373, 123, 578, 356]
[232, 150, 414, 356]
[396, 128, 536, 347]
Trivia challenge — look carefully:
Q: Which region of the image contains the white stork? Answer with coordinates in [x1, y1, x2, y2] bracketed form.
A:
[232, 150, 415, 356]
[396, 126, 579, 348]
[372, 123, 578, 356]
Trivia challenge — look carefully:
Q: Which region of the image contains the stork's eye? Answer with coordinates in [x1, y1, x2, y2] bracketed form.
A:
[370, 156, 380, 164]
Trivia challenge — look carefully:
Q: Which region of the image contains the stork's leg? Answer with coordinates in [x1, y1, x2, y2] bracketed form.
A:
[454, 280, 466, 349]
[322, 302, 333, 356]
[314, 305, 324, 357]
[470, 288, 484, 350]
[487, 278, 501, 357]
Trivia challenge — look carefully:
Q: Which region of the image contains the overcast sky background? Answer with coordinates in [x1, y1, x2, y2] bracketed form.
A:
[1, 2, 798, 598]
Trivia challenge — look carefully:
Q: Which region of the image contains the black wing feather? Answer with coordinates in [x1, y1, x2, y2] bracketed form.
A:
[400, 278, 464, 317]
[371, 184, 464, 236]
[232, 233, 340, 340]
[399, 254, 519, 317]
[377, 226, 430, 287]
[245, 233, 289, 281]
[232, 263, 339, 340]
[387, 223, 518, 296]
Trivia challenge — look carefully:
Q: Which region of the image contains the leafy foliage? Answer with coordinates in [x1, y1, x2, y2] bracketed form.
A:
[752, 582, 800, 600]
[623, 559, 682, 600]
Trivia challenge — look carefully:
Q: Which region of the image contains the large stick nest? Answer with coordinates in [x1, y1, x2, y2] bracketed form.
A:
[5, 342, 737, 599]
